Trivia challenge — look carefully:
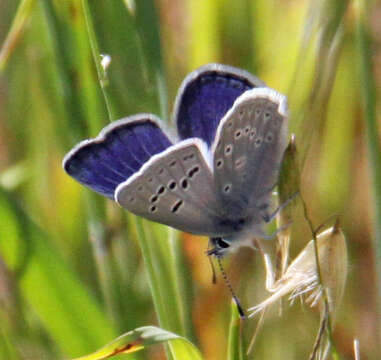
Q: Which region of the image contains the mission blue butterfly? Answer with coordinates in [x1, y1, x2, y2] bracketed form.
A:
[63, 63, 288, 256]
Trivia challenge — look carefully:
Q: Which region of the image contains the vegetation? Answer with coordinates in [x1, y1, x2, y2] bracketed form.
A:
[0, 0, 380, 359]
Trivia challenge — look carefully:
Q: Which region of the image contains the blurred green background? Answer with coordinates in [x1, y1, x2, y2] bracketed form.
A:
[0, 0, 380, 359]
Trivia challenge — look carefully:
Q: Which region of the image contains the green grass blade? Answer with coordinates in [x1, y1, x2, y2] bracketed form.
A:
[134, 0, 168, 119]
[135, 220, 187, 334]
[81, 0, 161, 118]
[227, 301, 244, 360]
[72, 326, 203, 360]
[0, 0, 36, 72]
[0, 187, 116, 358]
[38, 1, 123, 331]
[81, 0, 115, 121]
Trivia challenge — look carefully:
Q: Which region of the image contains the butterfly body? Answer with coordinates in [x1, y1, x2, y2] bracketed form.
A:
[63, 64, 288, 256]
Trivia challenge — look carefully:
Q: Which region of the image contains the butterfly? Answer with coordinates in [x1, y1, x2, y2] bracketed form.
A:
[63, 63, 288, 257]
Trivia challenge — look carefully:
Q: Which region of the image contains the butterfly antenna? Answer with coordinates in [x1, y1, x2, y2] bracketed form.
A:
[207, 241, 217, 284]
[216, 256, 245, 319]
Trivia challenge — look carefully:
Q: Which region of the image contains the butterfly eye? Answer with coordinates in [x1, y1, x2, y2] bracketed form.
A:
[217, 238, 230, 249]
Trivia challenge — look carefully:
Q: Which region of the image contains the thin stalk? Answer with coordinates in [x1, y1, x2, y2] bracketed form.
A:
[134, 219, 168, 328]
[355, 0, 381, 332]
[308, 313, 327, 360]
[78, 1, 122, 327]
[135, 219, 187, 360]
[133, 0, 169, 119]
[301, 197, 339, 359]
[39, 0, 86, 146]
[81, 0, 115, 121]
[85, 193, 119, 328]
[0, 0, 36, 72]
[246, 310, 266, 356]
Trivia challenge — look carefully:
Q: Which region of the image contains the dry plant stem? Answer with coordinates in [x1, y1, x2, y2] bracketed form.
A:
[255, 239, 276, 292]
[300, 195, 339, 359]
[308, 304, 328, 360]
[246, 309, 266, 355]
[275, 229, 290, 281]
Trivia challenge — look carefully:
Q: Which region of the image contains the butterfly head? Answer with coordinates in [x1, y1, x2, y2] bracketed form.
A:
[207, 237, 232, 257]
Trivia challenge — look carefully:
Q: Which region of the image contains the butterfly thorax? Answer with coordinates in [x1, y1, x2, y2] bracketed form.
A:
[209, 212, 267, 256]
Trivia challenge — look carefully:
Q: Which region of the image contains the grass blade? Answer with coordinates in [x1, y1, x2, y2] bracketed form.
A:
[0, 187, 116, 358]
[227, 301, 244, 360]
[135, 220, 187, 334]
[72, 326, 203, 360]
[0, 0, 36, 72]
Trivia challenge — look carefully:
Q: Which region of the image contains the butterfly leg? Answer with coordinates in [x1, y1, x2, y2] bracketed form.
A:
[260, 221, 293, 240]
[256, 181, 279, 200]
[260, 191, 299, 224]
